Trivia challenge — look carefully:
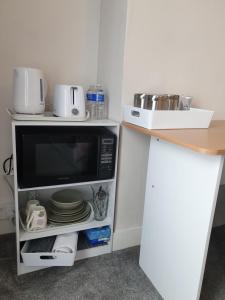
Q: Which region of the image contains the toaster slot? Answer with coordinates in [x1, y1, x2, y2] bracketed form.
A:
[72, 87, 78, 106]
[40, 79, 43, 102]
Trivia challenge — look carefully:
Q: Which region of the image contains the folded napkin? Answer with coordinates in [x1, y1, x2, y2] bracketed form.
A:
[52, 232, 78, 253]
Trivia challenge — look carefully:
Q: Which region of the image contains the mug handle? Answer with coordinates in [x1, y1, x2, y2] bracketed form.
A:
[40, 78, 48, 102]
[85, 110, 90, 120]
[26, 213, 34, 230]
[26, 209, 32, 224]
[43, 78, 48, 99]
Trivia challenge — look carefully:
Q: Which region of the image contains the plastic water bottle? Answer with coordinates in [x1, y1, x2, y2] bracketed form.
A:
[95, 84, 105, 120]
[87, 85, 106, 120]
[86, 85, 97, 119]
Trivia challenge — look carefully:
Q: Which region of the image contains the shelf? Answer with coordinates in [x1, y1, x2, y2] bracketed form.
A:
[19, 217, 112, 241]
[12, 119, 119, 127]
[77, 231, 110, 251]
[17, 179, 115, 192]
[18, 242, 112, 275]
[76, 243, 111, 261]
[12, 120, 119, 275]
[18, 263, 47, 275]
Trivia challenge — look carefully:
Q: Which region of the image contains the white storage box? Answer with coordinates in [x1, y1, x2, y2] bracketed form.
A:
[21, 233, 78, 267]
[123, 105, 214, 129]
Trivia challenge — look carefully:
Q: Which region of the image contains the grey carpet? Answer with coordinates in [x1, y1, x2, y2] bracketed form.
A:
[0, 237, 161, 300]
[200, 226, 225, 300]
[1, 226, 225, 300]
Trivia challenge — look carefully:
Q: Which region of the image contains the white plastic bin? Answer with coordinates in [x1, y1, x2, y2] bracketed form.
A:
[123, 105, 214, 129]
[21, 233, 78, 267]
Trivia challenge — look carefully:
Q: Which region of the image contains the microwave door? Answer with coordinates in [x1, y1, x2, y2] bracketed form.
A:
[16, 127, 99, 188]
[36, 141, 98, 178]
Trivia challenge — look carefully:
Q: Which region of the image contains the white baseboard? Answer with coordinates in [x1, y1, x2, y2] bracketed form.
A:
[112, 226, 142, 251]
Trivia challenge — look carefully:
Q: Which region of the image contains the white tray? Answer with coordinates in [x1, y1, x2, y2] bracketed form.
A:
[21, 233, 78, 267]
[123, 105, 214, 129]
[7, 109, 89, 122]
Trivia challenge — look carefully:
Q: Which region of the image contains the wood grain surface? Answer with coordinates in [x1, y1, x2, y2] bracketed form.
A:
[122, 120, 225, 155]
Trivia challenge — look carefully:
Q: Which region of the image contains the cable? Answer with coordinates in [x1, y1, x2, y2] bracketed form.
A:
[3, 154, 13, 175]
[2, 155, 14, 225]
[3, 172, 15, 226]
[3, 175, 14, 197]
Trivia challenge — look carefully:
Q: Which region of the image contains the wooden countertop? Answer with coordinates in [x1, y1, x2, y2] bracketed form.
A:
[122, 120, 225, 155]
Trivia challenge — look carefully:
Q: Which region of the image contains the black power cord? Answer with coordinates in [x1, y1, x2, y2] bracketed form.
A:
[3, 154, 13, 175]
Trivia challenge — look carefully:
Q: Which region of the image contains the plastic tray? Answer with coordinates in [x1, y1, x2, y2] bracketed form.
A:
[123, 105, 214, 129]
[21, 234, 78, 267]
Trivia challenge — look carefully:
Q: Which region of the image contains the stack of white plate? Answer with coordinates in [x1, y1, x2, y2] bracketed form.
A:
[47, 189, 91, 225]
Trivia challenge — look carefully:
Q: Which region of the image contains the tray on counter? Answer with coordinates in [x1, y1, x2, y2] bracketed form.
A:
[7, 109, 89, 122]
[123, 105, 214, 129]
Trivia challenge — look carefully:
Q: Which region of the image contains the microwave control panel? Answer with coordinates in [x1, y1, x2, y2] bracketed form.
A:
[99, 137, 115, 178]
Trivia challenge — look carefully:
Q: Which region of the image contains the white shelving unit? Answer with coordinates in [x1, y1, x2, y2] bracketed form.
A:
[10, 118, 119, 275]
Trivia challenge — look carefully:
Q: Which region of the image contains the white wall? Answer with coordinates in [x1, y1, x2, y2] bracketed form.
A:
[97, 0, 127, 121]
[97, 0, 150, 250]
[122, 0, 225, 116]
[114, 0, 225, 249]
[0, 0, 101, 233]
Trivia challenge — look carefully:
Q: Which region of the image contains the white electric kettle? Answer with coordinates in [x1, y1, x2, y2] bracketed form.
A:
[12, 67, 47, 114]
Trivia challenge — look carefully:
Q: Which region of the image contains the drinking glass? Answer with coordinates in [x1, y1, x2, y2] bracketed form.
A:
[91, 186, 109, 221]
[180, 95, 192, 110]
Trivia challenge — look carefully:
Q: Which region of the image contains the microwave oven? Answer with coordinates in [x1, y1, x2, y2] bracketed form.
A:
[15, 126, 117, 188]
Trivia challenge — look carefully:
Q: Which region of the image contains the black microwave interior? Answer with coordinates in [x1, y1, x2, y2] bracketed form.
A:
[15, 126, 116, 188]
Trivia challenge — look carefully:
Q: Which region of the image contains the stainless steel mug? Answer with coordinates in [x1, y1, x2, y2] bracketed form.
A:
[134, 93, 180, 110]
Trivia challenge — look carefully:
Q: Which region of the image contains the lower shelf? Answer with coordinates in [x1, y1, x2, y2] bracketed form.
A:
[19, 217, 112, 241]
[76, 243, 111, 261]
[18, 242, 112, 275]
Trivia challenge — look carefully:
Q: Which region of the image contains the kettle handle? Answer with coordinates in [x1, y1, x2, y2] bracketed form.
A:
[40, 78, 48, 102]
[43, 78, 48, 98]
[26, 213, 34, 230]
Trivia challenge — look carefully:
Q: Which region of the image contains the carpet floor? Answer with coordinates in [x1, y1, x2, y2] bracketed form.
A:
[1, 226, 225, 300]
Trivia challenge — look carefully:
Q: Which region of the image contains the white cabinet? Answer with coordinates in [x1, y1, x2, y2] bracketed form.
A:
[139, 137, 223, 300]
[11, 119, 119, 275]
